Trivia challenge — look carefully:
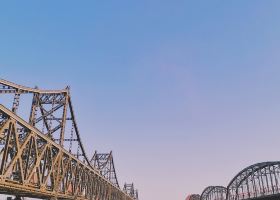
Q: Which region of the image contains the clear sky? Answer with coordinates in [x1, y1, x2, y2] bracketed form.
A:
[1, 1, 280, 200]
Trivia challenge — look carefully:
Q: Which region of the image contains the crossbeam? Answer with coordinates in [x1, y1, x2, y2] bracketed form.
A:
[0, 104, 133, 200]
[0, 79, 138, 200]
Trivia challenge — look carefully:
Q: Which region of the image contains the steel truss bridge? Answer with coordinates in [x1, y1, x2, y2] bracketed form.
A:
[187, 162, 280, 200]
[0, 79, 138, 200]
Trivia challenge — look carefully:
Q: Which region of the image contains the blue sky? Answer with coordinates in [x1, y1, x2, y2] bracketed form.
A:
[1, 1, 280, 200]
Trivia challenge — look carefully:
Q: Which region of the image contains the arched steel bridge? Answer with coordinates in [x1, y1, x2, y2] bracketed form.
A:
[0, 79, 138, 200]
[187, 162, 280, 200]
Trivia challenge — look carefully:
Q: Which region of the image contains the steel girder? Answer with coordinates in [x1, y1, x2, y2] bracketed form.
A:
[186, 194, 200, 200]
[123, 184, 138, 200]
[227, 162, 280, 200]
[0, 79, 138, 200]
[0, 79, 89, 166]
[91, 151, 119, 188]
[189, 162, 280, 200]
[200, 186, 227, 200]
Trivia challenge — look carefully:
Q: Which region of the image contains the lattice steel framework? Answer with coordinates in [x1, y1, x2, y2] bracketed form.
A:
[227, 162, 280, 200]
[188, 162, 280, 200]
[186, 194, 200, 200]
[0, 79, 138, 200]
[200, 186, 226, 200]
[90, 151, 119, 188]
[123, 184, 138, 200]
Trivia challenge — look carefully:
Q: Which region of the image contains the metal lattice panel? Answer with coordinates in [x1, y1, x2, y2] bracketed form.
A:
[123, 183, 138, 200]
[227, 162, 280, 200]
[186, 194, 200, 200]
[90, 151, 119, 188]
[0, 79, 138, 200]
[200, 186, 227, 200]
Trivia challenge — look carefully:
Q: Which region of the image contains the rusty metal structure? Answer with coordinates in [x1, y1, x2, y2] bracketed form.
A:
[186, 194, 200, 200]
[0, 79, 138, 200]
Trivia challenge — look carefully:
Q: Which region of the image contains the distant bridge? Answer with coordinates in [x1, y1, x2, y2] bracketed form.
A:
[186, 162, 280, 200]
[0, 79, 138, 200]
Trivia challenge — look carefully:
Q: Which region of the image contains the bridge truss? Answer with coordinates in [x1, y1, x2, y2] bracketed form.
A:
[188, 162, 280, 200]
[227, 162, 280, 200]
[0, 79, 138, 200]
[200, 186, 226, 200]
[185, 194, 200, 200]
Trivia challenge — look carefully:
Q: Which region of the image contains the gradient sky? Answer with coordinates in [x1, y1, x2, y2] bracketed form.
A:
[1, 1, 280, 200]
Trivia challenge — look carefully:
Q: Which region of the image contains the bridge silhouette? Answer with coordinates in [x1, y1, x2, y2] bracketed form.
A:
[186, 161, 280, 200]
[0, 79, 138, 200]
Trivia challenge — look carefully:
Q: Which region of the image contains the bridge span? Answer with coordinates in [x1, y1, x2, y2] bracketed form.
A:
[187, 162, 280, 200]
[0, 79, 138, 200]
